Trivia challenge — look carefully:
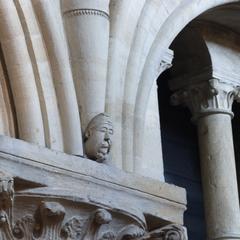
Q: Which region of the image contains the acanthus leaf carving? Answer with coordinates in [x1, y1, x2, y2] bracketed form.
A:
[38, 201, 65, 240]
[13, 215, 35, 240]
[61, 216, 89, 239]
[116, 224, 145, 240]
[0, 210, 15, 240]
[83, 208, 112, 240]
[171, 78, 239, 121]
[0, 172, 14, 209]
[98, 231, 116, 240]
[0, 174, 187, 240]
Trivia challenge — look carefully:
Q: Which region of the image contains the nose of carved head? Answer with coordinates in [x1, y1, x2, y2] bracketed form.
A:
[104, 132, 110, 141]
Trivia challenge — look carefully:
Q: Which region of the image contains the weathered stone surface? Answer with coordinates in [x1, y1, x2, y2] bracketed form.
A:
[0, 172, 187, 240]
[169, 23, 240, 239]
[84, 113, 113, 163]
[0, 136, 186, 227]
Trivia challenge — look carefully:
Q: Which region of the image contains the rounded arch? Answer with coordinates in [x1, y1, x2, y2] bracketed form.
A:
[133, 0, 240, 172]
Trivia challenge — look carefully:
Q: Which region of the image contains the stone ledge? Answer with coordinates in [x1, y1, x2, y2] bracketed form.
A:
[0, 136, 186, 227]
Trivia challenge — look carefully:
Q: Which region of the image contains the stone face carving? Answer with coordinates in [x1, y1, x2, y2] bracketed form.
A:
[84, 113, 113, 162]
[171, 78, 239, 121]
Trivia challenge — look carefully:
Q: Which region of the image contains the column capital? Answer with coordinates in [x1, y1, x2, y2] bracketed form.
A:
[171, 78, 240, 121]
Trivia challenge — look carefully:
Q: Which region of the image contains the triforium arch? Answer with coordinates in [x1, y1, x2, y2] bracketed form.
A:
[160, 1, 240, 239]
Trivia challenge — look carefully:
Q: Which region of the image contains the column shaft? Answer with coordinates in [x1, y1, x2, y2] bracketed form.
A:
[198, 114, 240, 240]
[62, 0, 110, 131]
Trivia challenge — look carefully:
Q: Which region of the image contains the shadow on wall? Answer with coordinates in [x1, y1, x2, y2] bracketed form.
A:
[157, 70, 206, 240]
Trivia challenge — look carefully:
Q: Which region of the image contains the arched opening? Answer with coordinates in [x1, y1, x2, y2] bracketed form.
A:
[158, 2, 240, 239]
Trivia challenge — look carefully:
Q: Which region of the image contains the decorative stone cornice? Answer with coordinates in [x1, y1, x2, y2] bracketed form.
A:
[63, 9, 110, 20]
[171, 78, 240, 121]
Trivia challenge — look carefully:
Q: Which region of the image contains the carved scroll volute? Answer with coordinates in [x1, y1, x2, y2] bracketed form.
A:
[146, 224, 188, 240]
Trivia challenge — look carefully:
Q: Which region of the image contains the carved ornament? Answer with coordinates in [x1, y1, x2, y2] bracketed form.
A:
[0, 172, 187, 240]
[84, 113, 113, 163]
[63, 9, 109, 20]
[171, 78, 240, 121]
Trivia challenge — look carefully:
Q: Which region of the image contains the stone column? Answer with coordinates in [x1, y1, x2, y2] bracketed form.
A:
[61, 0, 110, 131]
[172, 78, 240, 240]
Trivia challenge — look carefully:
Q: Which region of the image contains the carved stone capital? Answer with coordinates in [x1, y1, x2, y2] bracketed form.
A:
[1, 200, 147, 240]
[0, 199, 188, 240]
[171, 78, 239, 121]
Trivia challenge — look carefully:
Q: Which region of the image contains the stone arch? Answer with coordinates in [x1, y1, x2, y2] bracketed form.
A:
[133, 0, 240, 175]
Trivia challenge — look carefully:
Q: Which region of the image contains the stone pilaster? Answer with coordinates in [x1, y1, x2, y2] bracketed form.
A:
[171, 78, 240, 240]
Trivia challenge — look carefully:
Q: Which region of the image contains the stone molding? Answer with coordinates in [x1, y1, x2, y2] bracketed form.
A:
[0, 136, 187, 239]
[171, 78, 240, 121]
[63, 8, 109, 20]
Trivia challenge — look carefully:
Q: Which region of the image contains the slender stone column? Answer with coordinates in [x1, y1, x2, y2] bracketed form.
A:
[61, 0, 110, 131]
[172, 79, 240, 240]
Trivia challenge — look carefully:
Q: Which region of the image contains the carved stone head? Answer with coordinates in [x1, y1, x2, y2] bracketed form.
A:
[84, 113, 113, 162]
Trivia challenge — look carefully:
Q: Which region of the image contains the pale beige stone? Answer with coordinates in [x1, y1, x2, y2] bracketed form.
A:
[0, 0, 45, 145]
[62, 0, 110, 133]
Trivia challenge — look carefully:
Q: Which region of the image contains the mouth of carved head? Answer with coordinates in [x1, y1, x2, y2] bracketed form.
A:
[95, 140, 111, 162]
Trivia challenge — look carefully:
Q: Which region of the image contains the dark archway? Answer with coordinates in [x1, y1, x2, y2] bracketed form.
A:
[157, 2, 240, 239]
